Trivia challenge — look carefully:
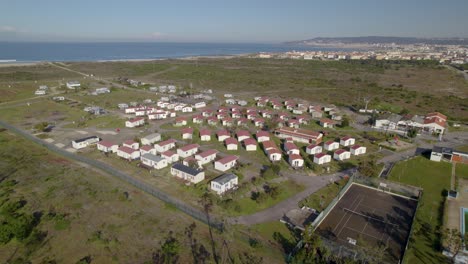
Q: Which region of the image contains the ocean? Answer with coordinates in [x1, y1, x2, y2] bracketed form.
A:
[0, 42, 350, 62]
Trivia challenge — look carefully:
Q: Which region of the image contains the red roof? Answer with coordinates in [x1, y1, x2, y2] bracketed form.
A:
[140, 145, 153, 151]
[236, 130, 250, 137]
[341, 136, 352, 141]
[217, 130, 230, 137]
[123, 140, 137, 145]
[180, 144, 199, 152]
[424, 117, 446, 127]
[197, 149, 218, 158]
[426, 112, 447, 120]
[175, 117, 187, 122]
[325, 140, 337, 145]
[243, 138, 256, 146]
[320, 118, 334, 124]
[315, 153, 327, 158]
[256, 131, 269, 138]
[307, 144, 320, 149]
[268, 148, 282, 155]
[225, 137, 238, 145]
[284, 142, 298, 150]
[262, 140, 277, 150]
[351, 145, 362, 150]
[289, 154, 303, 161]
[238, 118, 248, 123]
[199, 129, 211, 136]
[158, 139, 176, 147]
[162, 150, 176, 157]
[118, 146, 136, 154]
[216, 155, 238, 165]
[192, 115, 203, 120]
[129, 117, 144, 122]
[335, 149, 347, 155]
[98, 140, 116, 148]
[181, 127, 194, 134]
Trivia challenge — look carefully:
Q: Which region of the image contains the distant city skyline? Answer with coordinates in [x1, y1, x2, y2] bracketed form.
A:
[1, 0, 468, 43]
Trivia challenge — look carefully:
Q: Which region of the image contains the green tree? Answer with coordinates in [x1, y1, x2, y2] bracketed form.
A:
[152, 231, 180, 264]
[441, 228, 463, 263]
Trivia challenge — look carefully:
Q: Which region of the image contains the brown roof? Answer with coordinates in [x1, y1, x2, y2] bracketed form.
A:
[197, 149, 218, 158]
[98, 140, 116, 148]
[118, 146, 136, 154]
[216, 155, 238, 165]
[179, 144, 200, 152]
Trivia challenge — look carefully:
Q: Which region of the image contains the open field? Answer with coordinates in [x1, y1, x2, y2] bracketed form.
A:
[0, 129, 288, 263]
[61, 59, 468, 121]
[388, 157, 452, 264]
[299, 177, 349, 211]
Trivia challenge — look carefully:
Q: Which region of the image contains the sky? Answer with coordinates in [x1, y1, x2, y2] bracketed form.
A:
[1, 0, 468, 43]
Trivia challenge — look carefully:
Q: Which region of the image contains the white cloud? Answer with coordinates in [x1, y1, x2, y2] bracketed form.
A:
[0, 26, 18, 33]
[149, 32, 165, 39]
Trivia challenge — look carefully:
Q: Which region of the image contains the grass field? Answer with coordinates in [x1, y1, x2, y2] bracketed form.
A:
[63, 59, 468, 121]
[298, 177, 349, 211]
[455, 163, 468, 180]
[388, 157, 451, 264]
[0, 129, 291, 263]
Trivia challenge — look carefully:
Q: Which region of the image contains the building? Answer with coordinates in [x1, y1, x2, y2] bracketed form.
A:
[117, 146, 140, 160]
[225, 138, 238, 151]
[334, 149, 351, 161]
[284, 142, 300, 155]
[430, 146, 468, 164]
[174, 117, 187, 126]
[313, 153, 331, 165]
[97, 140, 118, 153]
[423, 112, 447, 134]
[95, 87, 110, 94]
[243, 138, 257, 151]
[350, 145, 367, 156]
[195, 149, 218, 166]
[66, 81, 80, 89]
[324, 141, 339, 151]
[155, 139, 177, 153]
[289, 154, 304, 168]
[140, 145, 155, 155]
[374, 114, 402, 130]
[34, 90, 46, 95]
[340, 136, 355, 147]
[141, 153, 168, 169]
[141, 133, 161, 145]
[306, 144, 322, 155]
[210, 173, 238, 195]
[256, 131, 270, 142]
[199, 129, 211, 141]
[71, 136, 100, 149]
[171, 163, 205, 184]
[123, 140, 139, 150]
[274, 127, 322, 144]
[320, 118, 335, 128]
[217, 130, 231, 142]
[192, 115, 204, 124]
[125, 117, 145, 128]
[161, 150, 179, 163]
[267, 148, 282, 162]
[177, 144, 200, 158]
[181, 127, 194, 139]
[214, 155, 239, 172]
[194, 102, 206, 108]
[236, 130, 251, 142]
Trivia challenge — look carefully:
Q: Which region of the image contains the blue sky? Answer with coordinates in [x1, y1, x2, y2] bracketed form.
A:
[1, 0, 467, 42]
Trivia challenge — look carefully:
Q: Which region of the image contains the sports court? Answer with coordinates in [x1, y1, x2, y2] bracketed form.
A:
[316, 183, 418, 262]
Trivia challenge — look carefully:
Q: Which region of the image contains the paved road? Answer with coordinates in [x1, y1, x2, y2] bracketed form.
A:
[230, 169, 354, 225]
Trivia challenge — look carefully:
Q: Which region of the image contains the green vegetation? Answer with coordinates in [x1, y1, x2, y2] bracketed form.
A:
[388, 157, 451, 264]
[455, 163, 468, 180]
[299, 177, 349, 211]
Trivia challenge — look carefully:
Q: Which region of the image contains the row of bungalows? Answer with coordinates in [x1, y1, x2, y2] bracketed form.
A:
[303, 136, 366, 164]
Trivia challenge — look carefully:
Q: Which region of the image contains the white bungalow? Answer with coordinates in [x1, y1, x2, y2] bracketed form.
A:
[214, 155, 239, 172]
[267, 148, 282, 162]
[225, 138, 238, 151]
[141, 133, 161, 145]
[256, 131, 270, 143]
[141, 153, 168, 169]
[71, 136, 100, 149]
[217, 130, 231, 142]
[334, 149, 351, 161]
[195, 149, 218, 166]
[289, 154, 304, 168]
[210, 174, 238, 195]
[117, 146, 140, 160]
[324, 141, 339, 151]
[306, 144, 322, 155]
[171, 163, 205, 184]
[123, 140, 139, 150]
[199, 129, 211, 141]
[96, 140, 118, 153]
[154, 139, 177, 153]
[284, 142, 300, 155]
[181, 127, 194, 139]
[177, 144, 200, 158]
[243, 138, 257, 151]
[339, 136, 356, 147]
[161, 150, 179, 163]
[313, 153, 331, 165]
[125, 117, 145, 128]
[350, 145, 367, 156]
